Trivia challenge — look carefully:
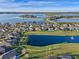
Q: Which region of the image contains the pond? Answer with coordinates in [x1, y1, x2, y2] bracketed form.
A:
[27, 35, 79, 46]
[56, 18, 79, 22]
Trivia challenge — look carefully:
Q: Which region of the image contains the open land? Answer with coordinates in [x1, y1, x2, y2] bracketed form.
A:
[20, 43, 79, 59]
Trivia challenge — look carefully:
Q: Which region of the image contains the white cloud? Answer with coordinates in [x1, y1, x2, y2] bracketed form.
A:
[0, 0, 79, 12]
[24, 1, 57, 6]
[0, 0, 15, 3]
[0, 1, 60, 8]
[0, 0, 8, 2]
[0, 6, 79, 12]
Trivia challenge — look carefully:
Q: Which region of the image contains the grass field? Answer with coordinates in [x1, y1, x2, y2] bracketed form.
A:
[20, 43, 79, 59]
[24, 31, 79, 36]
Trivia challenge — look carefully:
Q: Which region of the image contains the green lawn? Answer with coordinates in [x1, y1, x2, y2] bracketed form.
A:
[20, 43, 79, 59]
[24, 31, 79, 36]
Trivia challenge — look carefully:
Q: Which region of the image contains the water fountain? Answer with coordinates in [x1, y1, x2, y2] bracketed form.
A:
[71, 36, 74, 40]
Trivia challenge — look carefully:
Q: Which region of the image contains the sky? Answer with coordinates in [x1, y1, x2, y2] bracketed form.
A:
[0, 0, 79, 12]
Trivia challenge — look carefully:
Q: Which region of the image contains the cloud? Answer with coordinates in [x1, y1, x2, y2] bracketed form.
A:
[0, 0, 8, 2]
[0, 0, 15, 3]
[0, 6, 79, 12]
[20, 1, 60, 7]
[0, 0, 79, 12]
[0, 1, 61, 8]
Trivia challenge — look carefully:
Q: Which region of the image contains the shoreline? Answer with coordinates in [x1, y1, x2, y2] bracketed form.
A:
[24, 31, 79, 36]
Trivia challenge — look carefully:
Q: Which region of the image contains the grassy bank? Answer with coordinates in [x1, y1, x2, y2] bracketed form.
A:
[24, 31, 79, 36]
[20, 43, 79, 59]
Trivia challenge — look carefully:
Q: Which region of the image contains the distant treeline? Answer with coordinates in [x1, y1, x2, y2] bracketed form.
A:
[1, 12, 79, 14]
[48, 16, 79, 21]
[19, 15, 38, 18]
[61, 16, 79, 18]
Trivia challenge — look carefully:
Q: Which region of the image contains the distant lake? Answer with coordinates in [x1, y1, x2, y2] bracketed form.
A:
[0, 14, 45, 24]
[27, 35, 79, 46]
[58, 14, 79, 16]
[56, 18, 79, 22]
[1, 14, 79, 23]
[53, 14, 79, 22]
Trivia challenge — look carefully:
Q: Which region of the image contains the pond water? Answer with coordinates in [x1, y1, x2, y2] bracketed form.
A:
[27, 35, 79, 46]
[56, 18, 79, 22]
[0, 14, 45, 24]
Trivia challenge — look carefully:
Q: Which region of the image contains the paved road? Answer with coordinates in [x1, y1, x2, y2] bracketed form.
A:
[0, 49, 17, 59]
